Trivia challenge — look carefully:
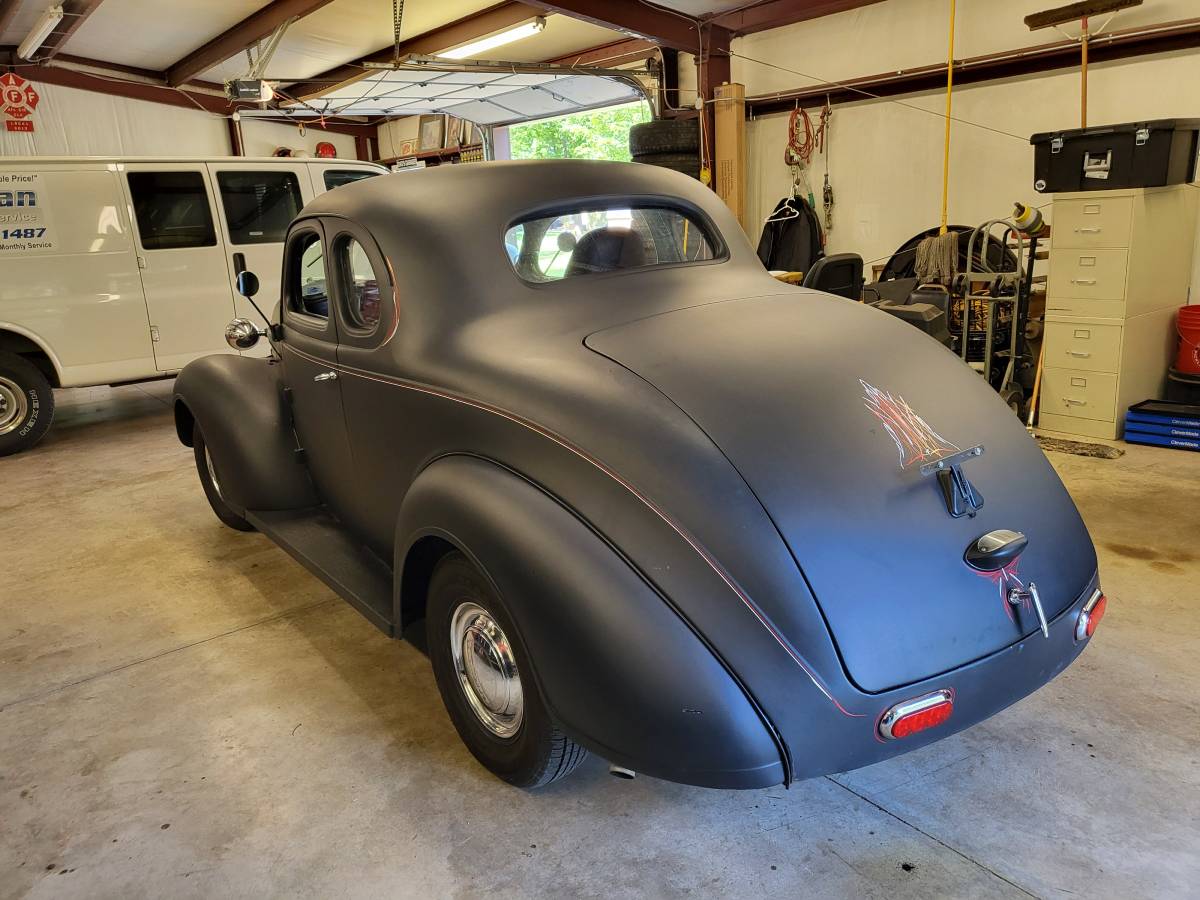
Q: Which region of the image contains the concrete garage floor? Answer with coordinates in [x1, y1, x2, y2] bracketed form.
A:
[2, 381, 1197, 900]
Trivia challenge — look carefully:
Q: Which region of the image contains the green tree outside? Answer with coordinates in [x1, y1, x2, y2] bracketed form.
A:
[509, 101, 650, 162]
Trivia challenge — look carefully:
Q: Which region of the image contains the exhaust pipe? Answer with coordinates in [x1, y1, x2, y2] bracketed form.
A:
[609, 764, 636, 780]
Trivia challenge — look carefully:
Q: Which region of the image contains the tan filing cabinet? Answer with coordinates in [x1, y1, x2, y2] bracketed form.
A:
[1039, 186, 1198, 439]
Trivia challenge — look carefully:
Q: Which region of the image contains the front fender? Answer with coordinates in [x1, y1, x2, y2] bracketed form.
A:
[174, 354, 317, 513]
[395, 454, 785, 789]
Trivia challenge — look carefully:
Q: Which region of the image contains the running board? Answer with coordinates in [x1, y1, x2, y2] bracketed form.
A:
[245, 507, 394, 636]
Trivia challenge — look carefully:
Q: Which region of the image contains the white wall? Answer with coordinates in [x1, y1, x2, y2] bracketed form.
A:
[0, 80, 357, 161]
[709, 0, 1200, 295]
[239, 119, 356, 159]
[0, 81, 228, 157]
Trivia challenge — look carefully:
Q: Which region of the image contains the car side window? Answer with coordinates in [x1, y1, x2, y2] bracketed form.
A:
[333, 235, 383, 330]
[287, 232, 329, 320]
[127, 171, 216, 250]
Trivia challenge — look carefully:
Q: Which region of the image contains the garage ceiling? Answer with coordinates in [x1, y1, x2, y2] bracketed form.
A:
[0, 0, 886, 128]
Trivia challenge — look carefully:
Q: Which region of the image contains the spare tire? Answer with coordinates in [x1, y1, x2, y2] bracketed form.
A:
[632, 151, 701, 179]
[629, 118, 699, 156]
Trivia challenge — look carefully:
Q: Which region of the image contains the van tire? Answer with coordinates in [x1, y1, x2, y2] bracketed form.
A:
[0, 351, 55, 457]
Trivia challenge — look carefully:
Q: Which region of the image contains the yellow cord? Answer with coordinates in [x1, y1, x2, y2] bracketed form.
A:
[939, 0, 956, 235]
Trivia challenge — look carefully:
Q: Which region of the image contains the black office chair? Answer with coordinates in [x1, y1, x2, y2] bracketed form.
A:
[802, 253, 864, 300]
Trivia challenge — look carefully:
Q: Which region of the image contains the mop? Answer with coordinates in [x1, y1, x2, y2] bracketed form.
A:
[914, 0, 959, 285]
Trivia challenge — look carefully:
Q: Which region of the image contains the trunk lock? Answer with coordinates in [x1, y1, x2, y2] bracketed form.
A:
[1008, 581, 1050, 639]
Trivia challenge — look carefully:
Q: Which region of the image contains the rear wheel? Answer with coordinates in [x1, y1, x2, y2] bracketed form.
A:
[192, 421, 254, 532]
[427, 552, 586, 788]
[0, 351, 54, 457]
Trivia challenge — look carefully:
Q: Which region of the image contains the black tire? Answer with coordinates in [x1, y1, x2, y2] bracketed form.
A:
[192, 421, 254, 532]
[0, 351, 54, 457]
[631, 151, 701, 179]
[629, 118, 698, 156]
[427, 552, 587, 788]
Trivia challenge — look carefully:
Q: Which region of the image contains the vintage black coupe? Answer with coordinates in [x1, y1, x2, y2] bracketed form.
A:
[174, 160, 1104, 789]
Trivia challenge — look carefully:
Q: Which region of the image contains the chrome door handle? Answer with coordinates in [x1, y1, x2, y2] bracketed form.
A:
[313, 371, 338, 382]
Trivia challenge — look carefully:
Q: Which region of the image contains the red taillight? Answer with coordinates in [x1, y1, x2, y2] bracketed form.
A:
[1075, 590, 1107, 641]
[879, 690, 953, 740]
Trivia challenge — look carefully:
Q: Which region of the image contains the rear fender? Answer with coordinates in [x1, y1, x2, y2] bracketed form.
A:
[394, 454, 785, 789]
[173, 355, 317, 512]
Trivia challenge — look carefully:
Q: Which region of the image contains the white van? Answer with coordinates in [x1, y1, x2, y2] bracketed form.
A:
[0, 155, 386, 455]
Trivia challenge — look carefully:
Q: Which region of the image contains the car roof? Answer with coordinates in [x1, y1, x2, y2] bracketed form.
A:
[300, 159, 759, 310]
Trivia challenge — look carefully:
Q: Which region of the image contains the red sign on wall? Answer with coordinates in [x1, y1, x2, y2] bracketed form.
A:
[1, 72, 40, 133]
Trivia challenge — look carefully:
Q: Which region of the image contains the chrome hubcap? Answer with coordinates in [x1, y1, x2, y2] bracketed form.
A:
[0, 376, 28, 436]
[450, 601, 524, 738]
[203, 443, 223, 499]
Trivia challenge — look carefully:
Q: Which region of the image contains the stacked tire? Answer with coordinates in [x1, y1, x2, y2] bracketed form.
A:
[629, 118, 701, 180]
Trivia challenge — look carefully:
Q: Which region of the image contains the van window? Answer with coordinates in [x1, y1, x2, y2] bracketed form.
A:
[216, 171, 302, 244]
[334, 236, 384, 329]
[288, 232, 329, 320]
[324, 169, 379, 191]
[127, 171, 216, 250]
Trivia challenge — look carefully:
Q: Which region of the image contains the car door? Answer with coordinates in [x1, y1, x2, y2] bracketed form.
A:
[208, 161, 310, 343]
[121, 163, 236, 372]
[277, 222, 356, 516]
[321, 219, 399, 553]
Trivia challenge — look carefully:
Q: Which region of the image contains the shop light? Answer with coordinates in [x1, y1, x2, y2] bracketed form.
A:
[18, 4, 64, 60]
[437, 17, 546, 60]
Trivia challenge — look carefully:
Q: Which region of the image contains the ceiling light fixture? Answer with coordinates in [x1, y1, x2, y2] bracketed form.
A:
[18, 4, 64, 60]
[437, 16, 546, 60]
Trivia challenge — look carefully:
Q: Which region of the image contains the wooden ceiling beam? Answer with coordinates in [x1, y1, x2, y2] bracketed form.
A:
[166, 0, 339, 87]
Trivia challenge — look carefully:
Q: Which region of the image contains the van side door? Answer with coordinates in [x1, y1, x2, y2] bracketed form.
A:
[121, 163, 235, 372]
[207, 162, 309, 334]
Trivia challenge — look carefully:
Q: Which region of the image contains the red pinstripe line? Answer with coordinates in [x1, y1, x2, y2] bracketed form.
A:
[285, 344, 863, 718]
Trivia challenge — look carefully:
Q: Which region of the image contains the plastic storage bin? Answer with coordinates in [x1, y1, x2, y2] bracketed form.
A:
[1030, 120, 1200, 193]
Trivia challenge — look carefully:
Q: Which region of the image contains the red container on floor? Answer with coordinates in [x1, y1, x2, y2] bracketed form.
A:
[1176, 306, 1200, 374]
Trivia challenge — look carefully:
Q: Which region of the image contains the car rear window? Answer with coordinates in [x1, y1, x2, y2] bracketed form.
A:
[505, 204, 719, 283]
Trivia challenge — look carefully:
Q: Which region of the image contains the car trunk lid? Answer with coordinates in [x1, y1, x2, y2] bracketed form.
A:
[586, 293, 1096, 693]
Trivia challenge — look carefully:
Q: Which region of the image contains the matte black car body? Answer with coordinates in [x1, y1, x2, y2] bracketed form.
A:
[174, 160, 1100, 788]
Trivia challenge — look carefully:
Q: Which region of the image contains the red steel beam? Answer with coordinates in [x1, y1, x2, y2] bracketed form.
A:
[12, 61, 374, 135]
[284, 1, 541, 100]
[0, 0, 20, 38]
[536, 1, 707, 54]
[745, 15, 1200, 116]
[166, 0, 339, 87]
[711, 0, 884, 36]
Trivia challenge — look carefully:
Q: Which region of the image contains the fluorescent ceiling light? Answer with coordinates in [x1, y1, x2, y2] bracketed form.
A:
[437, 17, 546, 60]
[18, 4, 64, 60]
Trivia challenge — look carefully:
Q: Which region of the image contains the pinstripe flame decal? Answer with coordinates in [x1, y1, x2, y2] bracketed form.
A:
[285, 344, 863, 718]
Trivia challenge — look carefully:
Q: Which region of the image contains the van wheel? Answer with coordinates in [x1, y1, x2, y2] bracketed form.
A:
[427, 552, 587, 788]
[0, 351, 54, 457]
[192, 421, 254, 532]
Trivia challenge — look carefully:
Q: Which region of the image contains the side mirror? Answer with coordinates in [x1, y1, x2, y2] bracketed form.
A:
[236, 270, 260, 299]
[225, 317, 264, 351]
[556, 231, 577, 253]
